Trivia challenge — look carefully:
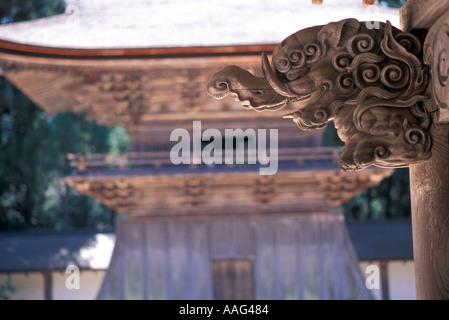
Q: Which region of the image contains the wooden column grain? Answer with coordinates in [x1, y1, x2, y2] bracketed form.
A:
[409, 123, 449, 299]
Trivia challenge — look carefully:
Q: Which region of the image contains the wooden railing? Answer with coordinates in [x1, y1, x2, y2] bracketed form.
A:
[67, 147, 343, 172]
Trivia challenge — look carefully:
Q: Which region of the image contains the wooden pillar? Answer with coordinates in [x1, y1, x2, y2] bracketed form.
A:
[380, 261, 390, 300]
[43, 271, 53, 300]
[409, 124, 449, 299]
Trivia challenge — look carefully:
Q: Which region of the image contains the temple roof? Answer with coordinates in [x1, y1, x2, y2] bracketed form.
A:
[0, 218, 412, 272]
[0, 0, 400, 49]
[0, 230, 115, 271]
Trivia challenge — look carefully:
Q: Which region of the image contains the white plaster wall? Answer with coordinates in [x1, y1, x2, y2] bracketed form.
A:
[388, 261, 415, 300]
[2, 261, 415, 300]
[0, 272, 43, 300]
[52, 270, 106, 300]
[359, 261, 382, 300]
[0, 270, 106, 300]
[359, 260, 416, 300]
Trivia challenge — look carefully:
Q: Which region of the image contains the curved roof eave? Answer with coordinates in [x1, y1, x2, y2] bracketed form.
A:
[0, 38, 277, 60]
[0, 0, 400, 51]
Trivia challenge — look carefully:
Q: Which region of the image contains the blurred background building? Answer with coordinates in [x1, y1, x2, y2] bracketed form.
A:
[0, 0, 414, 300]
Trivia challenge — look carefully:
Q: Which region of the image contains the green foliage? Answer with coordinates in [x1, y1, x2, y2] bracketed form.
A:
[0, 78, 125, 231]
[0, 0, 128, 231]
[378, 0, 407, 9]
[323, 123, 344, 147]
[108, 126, 131, 154]
[322, 120, 411, 220]
[0, 0, 65, 24]
[343, 168, 411, 221]
[0, 275, 15, 300]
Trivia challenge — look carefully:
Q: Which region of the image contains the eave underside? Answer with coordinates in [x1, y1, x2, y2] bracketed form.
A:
[0, 45, 294, 135]
[65, 168, 392, 219]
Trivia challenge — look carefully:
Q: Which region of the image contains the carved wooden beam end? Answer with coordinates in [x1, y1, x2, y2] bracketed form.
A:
[424, 9, 449, 124]
[207, 19, 432, 172]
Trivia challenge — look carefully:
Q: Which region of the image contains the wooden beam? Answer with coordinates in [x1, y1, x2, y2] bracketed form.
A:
[409, 124, 449, 299]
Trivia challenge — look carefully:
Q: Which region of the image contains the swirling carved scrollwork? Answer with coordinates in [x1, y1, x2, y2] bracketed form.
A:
[207, 18, 432, 171]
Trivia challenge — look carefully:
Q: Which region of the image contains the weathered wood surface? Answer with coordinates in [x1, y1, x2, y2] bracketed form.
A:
[406, 2, 449, 299]
[97, 215, 371, 300]
[409, 123, 449, 299]
[65, 169, 391, 217]
[0, 51, 290, 133]
[212, 259, 254, 300]
[423, 7, 449, 124]
[400, 0, 449, 32]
